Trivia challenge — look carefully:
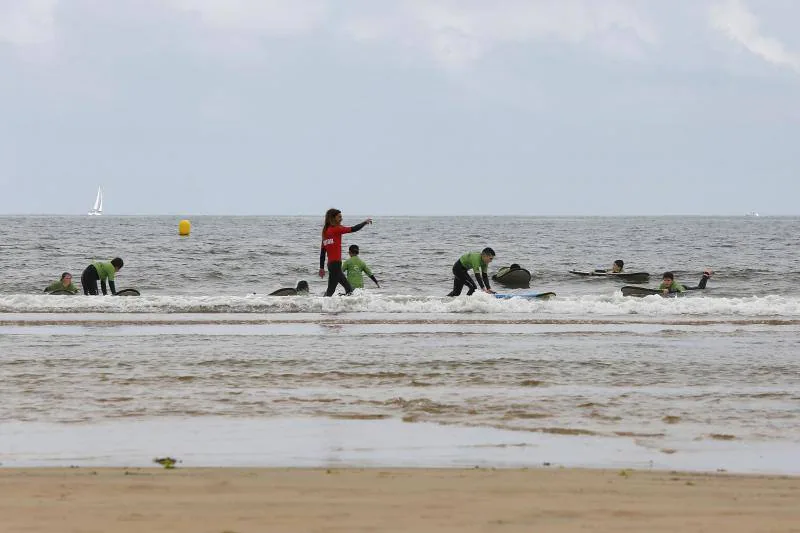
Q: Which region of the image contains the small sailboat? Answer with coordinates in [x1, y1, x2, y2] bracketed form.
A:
[745, 211, 759, 217]
[88, 186, 103, 216]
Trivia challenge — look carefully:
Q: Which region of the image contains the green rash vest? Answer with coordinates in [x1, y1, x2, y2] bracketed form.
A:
[93, 262, 117, 281]
[342, 256, 373, 289]
[658, 280, 686, 293]
[45, 280, 78, 294]
[459, 252, 489, 275]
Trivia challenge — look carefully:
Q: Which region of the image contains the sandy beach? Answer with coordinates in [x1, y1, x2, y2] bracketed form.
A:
[2, 467, 798, 533]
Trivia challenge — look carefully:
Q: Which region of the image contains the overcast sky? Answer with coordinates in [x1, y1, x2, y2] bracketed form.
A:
[2, 0, 798, 215]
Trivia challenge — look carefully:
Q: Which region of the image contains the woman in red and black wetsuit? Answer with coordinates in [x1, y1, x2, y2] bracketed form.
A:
[319, 208, 373, 296]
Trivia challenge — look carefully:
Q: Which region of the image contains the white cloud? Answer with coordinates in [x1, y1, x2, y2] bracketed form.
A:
[710, 0, 800, 72]
[340, 0, 658, 68]
[0, 0, 58, 45]
[163, 0, 657, 68]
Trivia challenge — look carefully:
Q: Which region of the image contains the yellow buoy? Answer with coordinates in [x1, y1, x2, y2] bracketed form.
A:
[178, 219, 191, 236]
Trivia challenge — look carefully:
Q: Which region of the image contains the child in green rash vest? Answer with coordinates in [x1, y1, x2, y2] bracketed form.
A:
[44, 272, 78, 294]
[447, 247, 496, 296]
[342, 245, 380, 290]
[659, 271, 686, 295]
[81, 257, 123, 296]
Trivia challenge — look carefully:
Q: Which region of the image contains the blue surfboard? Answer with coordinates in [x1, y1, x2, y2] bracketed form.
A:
[495, 292, 556, 301]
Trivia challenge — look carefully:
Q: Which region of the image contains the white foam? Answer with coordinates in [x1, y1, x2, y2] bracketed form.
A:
[2, 292, 800, 317]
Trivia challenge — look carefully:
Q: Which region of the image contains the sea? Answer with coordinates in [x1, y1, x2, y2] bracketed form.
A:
[1, 215, 799, 473]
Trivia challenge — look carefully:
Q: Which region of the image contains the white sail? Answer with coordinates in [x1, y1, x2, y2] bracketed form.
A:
[88, 186, 103, 216]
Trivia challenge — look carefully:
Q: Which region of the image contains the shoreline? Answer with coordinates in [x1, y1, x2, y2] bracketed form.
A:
[2, 467, 798, 533]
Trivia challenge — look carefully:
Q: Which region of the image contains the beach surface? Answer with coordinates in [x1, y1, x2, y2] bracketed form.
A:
[1, 467, 798, 533]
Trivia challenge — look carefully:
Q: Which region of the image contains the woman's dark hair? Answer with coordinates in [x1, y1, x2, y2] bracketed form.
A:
[482, 247, 496, 257]
[662, 271, 674, 280]
[111, 257, 124, 269]
[349, 244, 359, 254]
[322, 208, 341, 238]
[61, 272, 72, 280]
[614, 260, 624, 268]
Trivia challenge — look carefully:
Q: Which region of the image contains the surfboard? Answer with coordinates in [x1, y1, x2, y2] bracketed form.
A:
[620, 286, 692, 298]
[268, 281, 310, 296]
[114, 288, 141, 296]
[569, 270, 605, 276]
[570, 270, 650, 283]
[495, 292, 556, 301]
[620, 286, 663, 297]
[268, 287, 298, 296]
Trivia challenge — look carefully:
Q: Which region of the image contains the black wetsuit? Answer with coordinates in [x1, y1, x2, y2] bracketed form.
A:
[324, 261, 351, 297]
[81, 264, 116, 296]
[447, 260, 489, 296]
[690, 273, 711, 290]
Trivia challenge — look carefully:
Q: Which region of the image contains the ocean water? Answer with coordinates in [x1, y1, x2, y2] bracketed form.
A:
[1, 215, 799, 472]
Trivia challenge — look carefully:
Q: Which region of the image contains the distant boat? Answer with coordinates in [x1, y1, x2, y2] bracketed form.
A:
[88, 186, 103, 216]
[745, 211, 759, 217]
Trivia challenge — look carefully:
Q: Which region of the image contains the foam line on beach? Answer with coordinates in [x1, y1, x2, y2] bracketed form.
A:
[2, 293, 800, 317]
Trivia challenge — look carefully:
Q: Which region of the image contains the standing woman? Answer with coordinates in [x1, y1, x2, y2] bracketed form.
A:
[319, 208, 372, 296]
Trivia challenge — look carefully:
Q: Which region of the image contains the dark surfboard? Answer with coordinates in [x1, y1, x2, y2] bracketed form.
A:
[268, 281, 309, 296]
[114, 288, 141, 296]
[620, 286, 665, 297]
[570, 270, 650, 284]
[46, 289, 76, 295]
[495, 292, 556, 301]
[620, 286, 704, 297]
[269, 287, 298, 296]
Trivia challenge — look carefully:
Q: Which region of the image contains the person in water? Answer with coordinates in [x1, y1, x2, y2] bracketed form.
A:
[44, 272, 78, 294]
[81, 257, 123, 295]
[448, 248, 496, 296]
[319, 209, 373, 297]
[659, 271, 685, 295]
[342, 245, 380, 290]
[496, 263, 524, 275]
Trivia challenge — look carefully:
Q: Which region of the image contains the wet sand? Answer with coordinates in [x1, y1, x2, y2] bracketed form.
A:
[2, 467, 798, 533]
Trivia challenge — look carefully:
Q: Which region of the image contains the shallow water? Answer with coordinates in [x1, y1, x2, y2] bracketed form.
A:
[3, 417, 798, 473]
